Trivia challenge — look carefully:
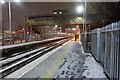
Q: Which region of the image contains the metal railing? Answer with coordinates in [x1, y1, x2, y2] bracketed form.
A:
[81, 32, 91, 52]
[81, 21, 120, 79]
[91, 28, 101, 61]
[0, 33, 65, 46]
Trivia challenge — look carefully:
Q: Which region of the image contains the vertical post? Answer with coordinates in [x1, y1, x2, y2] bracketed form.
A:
[25, 34, 28, 42]
[82, 0, 87, 51]
[2, 33, 4, 46]
[20, 34, 22, 43]
[9, 1, 12, 44]
[12, 34, 14, 44]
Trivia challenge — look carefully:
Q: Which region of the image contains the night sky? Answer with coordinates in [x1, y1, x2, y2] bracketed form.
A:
[1, 2, 120, 31]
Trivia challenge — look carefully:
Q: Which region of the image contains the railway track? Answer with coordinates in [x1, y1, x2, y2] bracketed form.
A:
[0, 38, 71, 78]
[0, 40, 56, 61]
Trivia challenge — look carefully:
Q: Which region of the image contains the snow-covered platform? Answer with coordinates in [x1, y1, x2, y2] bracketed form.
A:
[5, 41, 107, 79]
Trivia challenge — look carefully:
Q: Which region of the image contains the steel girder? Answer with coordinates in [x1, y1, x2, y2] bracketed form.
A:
[25, 16, 84, 26]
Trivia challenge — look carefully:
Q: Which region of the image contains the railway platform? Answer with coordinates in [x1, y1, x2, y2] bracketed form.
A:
[4, 39, 107, 79]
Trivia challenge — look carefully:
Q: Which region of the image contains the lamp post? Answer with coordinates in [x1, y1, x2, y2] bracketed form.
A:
[76, 2, 87, 50]
[8, 1, 12, 44]
[76, 5, 84, 32]
[0, 0, 5, 46]
[1, 0, 20, 45]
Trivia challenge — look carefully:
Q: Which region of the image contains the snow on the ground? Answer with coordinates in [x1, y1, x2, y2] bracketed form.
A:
[79, 42, 85, 54]
[54, 52, 83, 78]
[0, 47, 46, 66]
[5, 41, 68, 78]
[54, 42, 106, 78]
[79, 42, 106, 78]
[82, 53, 106, 78]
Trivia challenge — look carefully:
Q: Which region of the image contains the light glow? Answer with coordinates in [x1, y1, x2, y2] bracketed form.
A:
[1, 0, 5, 4]
[72, 28, 76, 31]
[59, 11, 62, 14]
[55, 25, 58, 28]
[14, 0, 20, 2]
[76, 5, 84, 13]
[54, 12, 57, 14]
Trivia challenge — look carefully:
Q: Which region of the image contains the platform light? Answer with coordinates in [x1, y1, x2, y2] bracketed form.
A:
[59, 27, 62, 29]
[55, 25, 58, 28]
[72, 28, 76, 31]
[53, 12, 57, 14]
[77, 17, 82, 20]
[1, 0, 5, 4]
[77, 25, 79, 28]
[58, 32, 60, 34]
[59, 11, 62, 14]
[27, 32, 29, 34]
[13, 31, 15, 34]
[76, 5, 84, 13]
[14, 0, 20, 2]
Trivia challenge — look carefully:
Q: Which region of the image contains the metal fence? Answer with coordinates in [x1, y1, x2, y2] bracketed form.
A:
[81, 21, 120, 79]
[81, 32, 91, 52]
[0, 33, 65, 46]
[91, 28, 101, 61]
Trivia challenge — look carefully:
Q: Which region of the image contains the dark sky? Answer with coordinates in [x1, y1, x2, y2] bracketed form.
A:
[2, 2, 120, 31]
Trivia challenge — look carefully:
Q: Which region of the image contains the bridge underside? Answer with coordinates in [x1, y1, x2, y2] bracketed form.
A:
[25, 14, 91, 34]
[26, 15, 86, 26]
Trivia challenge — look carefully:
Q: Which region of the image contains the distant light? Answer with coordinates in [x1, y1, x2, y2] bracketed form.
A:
[58, 32, 60, 34]
[76, 5, 84, 13]
[13, 31, 15, 34]
[27, 32, 29, 34]
[54, 12, 57, 14]
[77, 17, 82, 20]
[77, 25, 79, 28]
[55, 25, 58, 28]
[59, 11, 62, 14]
[68, 33, 71, 35]
[1, 0, 5, 4]
[22, 28, 24, 31]
[59, 27, 62, 29]
[72, 28, 76, 31]
[88, 24, 90, 26]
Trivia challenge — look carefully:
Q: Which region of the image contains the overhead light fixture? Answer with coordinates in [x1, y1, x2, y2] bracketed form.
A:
[76, 5, 84, 13]
[14, 0, 20, 2]
[1, 0, 5, 4]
